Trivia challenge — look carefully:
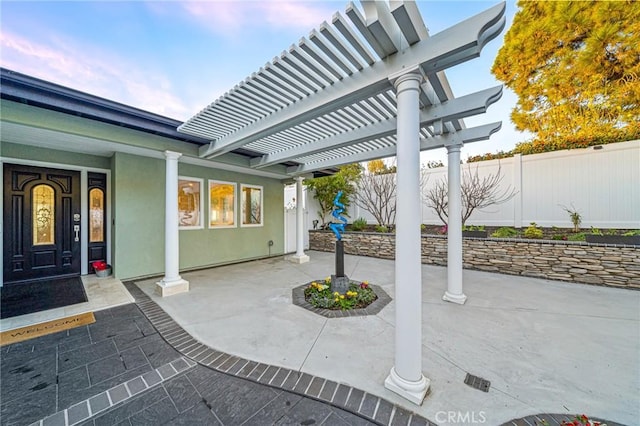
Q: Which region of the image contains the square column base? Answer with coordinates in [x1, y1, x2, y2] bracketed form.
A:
[384, 367, 430, 406]
[156, 278, 189, 297]
[443, 291, 467, 305]
[288, 254, 310, 264]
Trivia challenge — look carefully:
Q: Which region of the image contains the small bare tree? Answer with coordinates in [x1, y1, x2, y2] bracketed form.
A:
[355, 171, 396, 227]
[356, 161, 430, 228]
[423, 163, 516, 226]
[423, 176, 448, 225]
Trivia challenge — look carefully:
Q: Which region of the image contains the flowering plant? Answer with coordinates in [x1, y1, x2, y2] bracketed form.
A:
[304, 278, 377, 310]
[542, 415, 607, 426]
[92, 260, 109, 271]
[561, 415, 607, 426]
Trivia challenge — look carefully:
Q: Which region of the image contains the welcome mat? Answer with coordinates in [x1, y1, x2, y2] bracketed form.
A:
[0, 312, 95, 346]
[0, 276, 88, 319]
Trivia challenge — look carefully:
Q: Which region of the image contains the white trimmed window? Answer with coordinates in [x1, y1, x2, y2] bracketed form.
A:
[178, 177, 204, 230]
[209, 180, 236, 228]
[240, 184, 263, 227]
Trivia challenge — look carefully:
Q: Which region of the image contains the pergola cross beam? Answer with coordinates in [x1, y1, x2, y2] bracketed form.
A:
[285, 121, 502, 175]
[249, 85, 502, 169]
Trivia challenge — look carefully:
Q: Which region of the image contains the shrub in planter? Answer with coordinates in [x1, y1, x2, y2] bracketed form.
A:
[560, 204, 582, 232]
[567, 233, 586, 242]
[524, 222, 543, 239]
[351, 217, 367, 231]
[491, 227, 518, 238]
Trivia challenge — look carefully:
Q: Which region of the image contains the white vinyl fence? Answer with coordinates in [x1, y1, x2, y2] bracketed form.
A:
[284, 184, 310, 253]
[307, 140, 640, 230]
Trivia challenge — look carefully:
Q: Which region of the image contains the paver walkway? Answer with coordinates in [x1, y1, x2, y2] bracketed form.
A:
[1, 302, 383, 426]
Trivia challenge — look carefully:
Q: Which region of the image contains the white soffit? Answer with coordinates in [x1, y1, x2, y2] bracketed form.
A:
[179, 1, 507, 176]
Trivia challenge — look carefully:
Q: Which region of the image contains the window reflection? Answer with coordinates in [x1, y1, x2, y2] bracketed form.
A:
[178, 178, 202, 228]
[209, 180, 235, 228]
[241, 185, 263, 226]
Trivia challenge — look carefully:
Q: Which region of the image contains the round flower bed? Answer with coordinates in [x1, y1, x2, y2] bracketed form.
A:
[304, 278, 377, 310]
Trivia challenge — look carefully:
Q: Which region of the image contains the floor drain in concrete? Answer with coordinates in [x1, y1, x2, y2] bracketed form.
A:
[464, 373, 490, 392]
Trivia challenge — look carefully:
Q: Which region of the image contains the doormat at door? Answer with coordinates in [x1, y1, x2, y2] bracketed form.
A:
[0, 312, 95, 346]
[0, 276, 88, 319]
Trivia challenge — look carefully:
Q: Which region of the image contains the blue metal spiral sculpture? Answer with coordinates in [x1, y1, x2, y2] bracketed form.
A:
[329, 191, 347, 241]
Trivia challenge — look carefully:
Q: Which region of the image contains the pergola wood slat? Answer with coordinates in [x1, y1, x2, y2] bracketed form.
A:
[309, 29, 355, 76]
[288, 44, 337, 86]
[178, 1, 506, 177]
[186, 3, 505, 160]
[299, 37, 345, 81]
[319, 22, 366, 71]
[332, 12, 376, 66]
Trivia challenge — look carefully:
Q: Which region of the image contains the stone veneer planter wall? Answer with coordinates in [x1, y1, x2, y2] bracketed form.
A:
[309, 231, 640, 289]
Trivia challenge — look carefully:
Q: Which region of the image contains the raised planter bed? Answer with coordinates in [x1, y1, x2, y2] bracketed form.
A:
[309, 230, 640, 289]
[585, 234, 640, 246]
[462, 230, 488, 238]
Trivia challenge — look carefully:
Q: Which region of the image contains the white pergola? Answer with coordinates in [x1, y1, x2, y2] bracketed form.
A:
[175, 0, 506, 405]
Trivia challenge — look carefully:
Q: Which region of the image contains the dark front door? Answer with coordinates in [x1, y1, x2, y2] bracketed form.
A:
[3, 164, 81, 284]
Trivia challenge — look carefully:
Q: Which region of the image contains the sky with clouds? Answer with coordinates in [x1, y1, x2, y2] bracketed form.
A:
[0, 0, 529, 162]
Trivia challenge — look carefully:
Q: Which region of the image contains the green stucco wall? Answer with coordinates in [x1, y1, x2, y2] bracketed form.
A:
[1, 100, 199, 156]
[2, 98, 287, 281]
[112, 154, 285, 280]
[177, 163, 285, 270]
[0, 142, 110, 170]
[111, 152, 166, 280]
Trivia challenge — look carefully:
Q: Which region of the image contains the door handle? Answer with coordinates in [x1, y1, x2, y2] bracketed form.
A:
[74, 225, 80, 242]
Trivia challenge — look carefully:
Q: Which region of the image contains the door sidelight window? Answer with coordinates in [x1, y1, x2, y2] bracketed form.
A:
[89, 188, 104, 243]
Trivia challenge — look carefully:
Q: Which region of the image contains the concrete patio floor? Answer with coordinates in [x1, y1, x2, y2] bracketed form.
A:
[134, 250, 639, 426]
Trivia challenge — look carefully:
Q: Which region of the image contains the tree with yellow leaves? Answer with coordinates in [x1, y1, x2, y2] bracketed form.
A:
[367, 159, 387, 175]
[492, 1, 640, 148]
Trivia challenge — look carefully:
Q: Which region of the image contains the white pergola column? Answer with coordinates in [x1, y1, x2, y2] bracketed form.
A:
[384, 69, 430, 405]
[156, 150, 189, 297]
[289, 176, 309, 264]
[443, 144, 467, 304]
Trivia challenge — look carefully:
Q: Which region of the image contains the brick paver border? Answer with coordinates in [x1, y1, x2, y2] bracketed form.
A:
[30, 357, 197, 426]
[123, 281, 435, 426]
